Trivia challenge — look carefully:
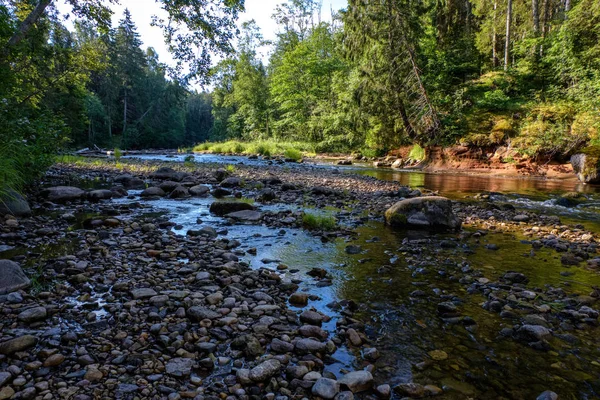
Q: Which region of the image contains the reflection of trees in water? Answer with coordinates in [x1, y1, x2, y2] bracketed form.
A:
[361, 169, 593, 195]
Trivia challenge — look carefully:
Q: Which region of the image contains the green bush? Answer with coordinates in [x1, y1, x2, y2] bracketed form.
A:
[114, 148, 122, 161]
[302, 212, 337, 230]
[408, 144, 426, 161]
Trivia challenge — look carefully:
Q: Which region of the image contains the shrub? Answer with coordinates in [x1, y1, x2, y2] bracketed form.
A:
[408, 144, 426, 161]
[114, 148, 122, 161]
[302, 212, 337, 230]
[284, 148, 302, 161]
[225, 164, 236, 173]
[478, 89, 511, 110]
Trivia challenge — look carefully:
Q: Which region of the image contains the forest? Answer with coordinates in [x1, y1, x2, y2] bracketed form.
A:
[1, 0, 600, 192]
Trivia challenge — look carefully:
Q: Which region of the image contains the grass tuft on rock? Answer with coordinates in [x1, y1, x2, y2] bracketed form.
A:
[302, 212, 337, 230]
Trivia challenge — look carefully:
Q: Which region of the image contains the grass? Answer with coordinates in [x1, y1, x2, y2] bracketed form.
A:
[192, 139, 315, 158]
[302, 212, 337, 231]
[114, 147, 122, 161]
[284, 148, 303, 161]
[225, 164, 236, 173]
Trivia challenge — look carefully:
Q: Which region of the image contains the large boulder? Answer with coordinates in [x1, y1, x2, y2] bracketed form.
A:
[0, 260, 31, 295]
[571, 151, 600, 183]
[209, 201, 255, 216]
[41, 186, 85, 203]
[384, 196, 461, 230]
[150, 167, 188, 182]
[0, 190, 31, 217]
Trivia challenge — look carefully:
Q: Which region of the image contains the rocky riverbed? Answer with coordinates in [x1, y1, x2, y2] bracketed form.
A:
[1, 156, 599, 400]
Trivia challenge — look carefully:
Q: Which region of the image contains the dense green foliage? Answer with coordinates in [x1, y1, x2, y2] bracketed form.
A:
[0, 0, 242, 194]
[208, 0, 600, 159]
[2, 0, 600, 195]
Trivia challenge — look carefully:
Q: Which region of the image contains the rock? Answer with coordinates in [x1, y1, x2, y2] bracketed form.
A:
[536, 390, 559, 400]
[312, 378, 340, 399]
[300, 310, 324, 326]
[0, 387, 15, 400]
[0, 372, 12, 387]
[41, 186, 85, 202]
[345, 245, 362, 254]
[209, 201, 255, 216]
[335, 391, 354, 400]
[363, 347, 380, 361]
[166, 358, 195, 377]
[188, 226, 218, 238]
[346, 328, 362, 346]
[0, 260, 31, 295]
[169, 186, 190, 199]
[289, 292, 309, 306]
[258, 189, 277, 202]
[88, 189, 113, 201]
[393, 383, 426, 398]
[150, 167, 188, 181]
[513, 214, 530, 222]
[214, 169, 230, 182]
[0, 189, 31, 216]
[189, 185, 210, 196]
[249, 359, 281, 382]
[385, 197, 461, 230]
[571, 152, 600, 184]
[220, 177, 242, 188]
[295, 338, 327, 354]
[337, 159, 352, 166]
[391, 159, 403, 169]
[338, 371, 373, 393]
[140, 187, 166, 197]
[84, 368, 103, 382]
[0, 335, 38, 355]
[17, 306, 47, 323]
[43, 353, 65, 367]
[130, 288, 157, 299]
[375, 384, 391, 399]
[187, 306, 221, 321]
[516, 324, 551, 342]
[225, 210, 263, 221]
[271, 338, 294, 353]
[428, 349, 448, 361]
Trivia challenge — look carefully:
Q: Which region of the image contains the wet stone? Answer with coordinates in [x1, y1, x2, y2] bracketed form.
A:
[312, 378, 340, 399]
[166, 358, 195, 377]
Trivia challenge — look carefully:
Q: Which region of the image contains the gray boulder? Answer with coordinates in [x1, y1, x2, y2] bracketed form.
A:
[165, 358, 195, 377]
[0, 190, 31, 216]
[0, 335, 38, 355]
[571, 152, 600, 183]
[209, 201, 255, 216]
[189, 185, 210, 197]
[385, 196, 461, 230]
[249, 359, 281, 381]
[140, 187, 165, 197]
[187, 306, 221, 321]
[88, 189, 113, 201]
[150, 167, 188, 182]
[338, 371, 373, 393]
[225, 210, 262, 221]
[312, 378, 340, 399]
[0, 260, 31, 295]
[41, 186, 85, 203]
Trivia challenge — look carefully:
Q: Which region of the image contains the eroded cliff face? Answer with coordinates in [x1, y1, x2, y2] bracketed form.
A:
[419, 145, 574, 178]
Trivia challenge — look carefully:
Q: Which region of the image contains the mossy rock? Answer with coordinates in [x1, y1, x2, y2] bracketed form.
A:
[571, 150, 600, 184]
[384, 196, 462, 231]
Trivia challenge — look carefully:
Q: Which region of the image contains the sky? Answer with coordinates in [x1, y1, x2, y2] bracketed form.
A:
[57, 0, 348, 67]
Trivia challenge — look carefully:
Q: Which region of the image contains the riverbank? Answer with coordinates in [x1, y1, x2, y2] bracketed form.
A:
[0, 155, 599, 399]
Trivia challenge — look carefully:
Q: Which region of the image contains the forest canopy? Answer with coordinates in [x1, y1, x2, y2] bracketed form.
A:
[1, 0, 600, 194]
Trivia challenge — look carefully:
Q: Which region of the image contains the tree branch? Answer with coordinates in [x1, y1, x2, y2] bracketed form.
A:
[1, 0, 53, 60]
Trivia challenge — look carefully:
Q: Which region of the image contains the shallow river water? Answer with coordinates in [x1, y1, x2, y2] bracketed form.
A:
[116, 154, 600, 399]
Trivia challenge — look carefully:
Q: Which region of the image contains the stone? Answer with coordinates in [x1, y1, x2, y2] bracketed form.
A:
[209, 201, 255, 216]
[0, 387, 15, 400]
[375, 384, 392, 399]
[170, 186, 190, 199]
[536, 390, 559, 400]
[18, 306, 47, 323]
[0, 372, 11, 388]
[295, 338, 327, 354]
[187, 306, 221, 321]
[335, 391, 355, 400]
[140, 187, 166, 197]
[428, 350, 448, 361]
[220, 177, 242, 188]
[150, 167, 188, 182]
[249, 359, 281, 382]
[289, 292, 309, 306]
[88, 189, 113, 201]
[393, 383, 426, 398]
[0, 260, 31, 295]
[516, 324, 551, 342]
[345, 245, 362, 254]
[513, 214, 531, 222]
[44, 354, 65, 367]
[166, 358, 195, 377]
[271, 338, 294, 353]
[188, 226, 218, 238]
[130, 288, 157, 299]
[225, 210, 263, 221]
[189, 185, 210, 196]
[41, 186, 85, 203]
[346, 328, 362, 346]
[0, 335, 38, 355]
[300, 310, 324, 326]
[363, 347, 380, 361]
[338, 371, 373, 393]
[384, 197, 461, 230]
[391, 159, 403, 169]
[571, 152, 600, 184]
[0, 189, 31, 217]
[312, 378, 340, 399]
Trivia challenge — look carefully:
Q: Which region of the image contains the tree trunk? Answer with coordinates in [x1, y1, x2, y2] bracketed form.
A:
[565, 0, 571, 13]
[532, 0, 540, 34]
[1, 0, 53, 60]
[123, 89, 128, 138]
[504, 0, 512, 71]
[492, 0, 498, 67]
